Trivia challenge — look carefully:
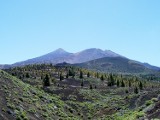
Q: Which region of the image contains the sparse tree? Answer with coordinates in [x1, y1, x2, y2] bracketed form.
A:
[81, 80, 84, 87]
[100, 75, 104, 81]
[43, 74, 50, 87]
[60, 73, 64, 81]
[139, 81, 143, 90]
[90, 84, 93, 90]
[87, 72, 90, 78]
[117, 79, 120, 87]
[69, 69, 72, 76]
[68, 68, 75, 78]
[68, 68, 75, 77]
[110, 74, 115, 86]
[108, 81, 112, 87]
[96, 72, 99, 78]
[80, 71, 83, 79]
[121, 80, 125, 87]
[134, 87, 138, 94]
[129, 80, 131, 87]
[108, 74, 115, 86]
[26, 72, 30, 78]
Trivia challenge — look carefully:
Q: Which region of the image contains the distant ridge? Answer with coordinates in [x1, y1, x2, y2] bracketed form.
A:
[0, 64, 10, 69]
[74, 57, 159, 74]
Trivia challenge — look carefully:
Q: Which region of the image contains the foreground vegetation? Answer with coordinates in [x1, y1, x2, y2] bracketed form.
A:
[1, 64, 160, 119]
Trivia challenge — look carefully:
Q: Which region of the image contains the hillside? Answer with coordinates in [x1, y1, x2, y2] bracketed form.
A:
[0, 70, 78, 120]
[75, 57, 158, 74]
[3, 64, 160, 119]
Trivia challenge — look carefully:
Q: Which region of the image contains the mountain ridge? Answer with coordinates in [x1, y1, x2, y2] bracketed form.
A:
[12, 48, 121, 66]
[1, 48, 160, 73]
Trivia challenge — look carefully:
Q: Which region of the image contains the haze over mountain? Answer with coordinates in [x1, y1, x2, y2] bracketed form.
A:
[12, 48, 121, 66]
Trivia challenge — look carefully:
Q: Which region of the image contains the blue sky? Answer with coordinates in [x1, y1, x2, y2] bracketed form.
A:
[0, 0, 160, 66]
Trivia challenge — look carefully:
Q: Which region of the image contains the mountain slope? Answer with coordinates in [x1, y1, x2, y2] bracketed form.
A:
[12, 48, 121, 66]
[0, 70, 77, 120]
[74, 57, 157, 74]
[141, 63, 160, 71]
[13, 48, 73, 66]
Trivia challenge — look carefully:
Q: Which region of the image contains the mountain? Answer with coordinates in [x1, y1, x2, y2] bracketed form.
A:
[12, 48, 121, 66]
[74, 57, 158, 74]
[2, 48, 160, 73]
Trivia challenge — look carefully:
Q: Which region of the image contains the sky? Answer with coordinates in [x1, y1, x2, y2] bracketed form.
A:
[0, 0, 160, 66]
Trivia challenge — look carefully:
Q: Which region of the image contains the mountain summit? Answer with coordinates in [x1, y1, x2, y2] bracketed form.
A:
[52, 48, 69, 54]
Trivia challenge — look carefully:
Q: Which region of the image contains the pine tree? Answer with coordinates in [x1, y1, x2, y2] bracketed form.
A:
[134, 87, 138, 94]
[69, 69, 72, 76]
[108, 81, 112, 87]
[110, 74, 115, 86]
[60, 73, 64, 81]
[80, 70, 83, 79]
[100, 75, 104, 81]
[117, 80, 120, 87]
[129, 80, 131, 87]
[81, 80, 84, 87]
[26, 72, 30, 78]
[90, 84, 93, 90]
[96, 72, 99, 78]
[43, 74, 50, 87]
[108, 74, 115, 86]
[66, 73, 69, 79]
[68, 68, 75, 78]
[121, 80, 125, 87]
[139, 81, 143, 90]
[87, 72, 90, 78]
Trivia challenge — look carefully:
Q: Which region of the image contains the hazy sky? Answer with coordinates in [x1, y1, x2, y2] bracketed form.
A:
[0, 0, 160, 66]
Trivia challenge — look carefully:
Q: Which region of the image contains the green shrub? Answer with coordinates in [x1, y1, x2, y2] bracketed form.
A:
[145, 100, 153, 106]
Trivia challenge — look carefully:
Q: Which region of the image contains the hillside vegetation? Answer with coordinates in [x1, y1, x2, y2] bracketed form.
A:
[0, 70, 78, 120]
[2, 64, 160, 119]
